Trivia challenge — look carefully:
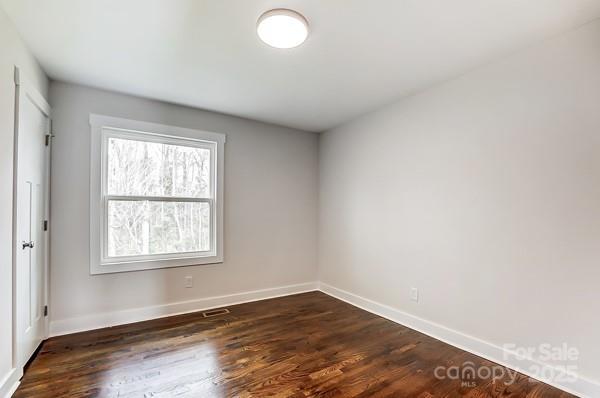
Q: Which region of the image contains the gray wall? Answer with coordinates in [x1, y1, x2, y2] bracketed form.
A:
[319, 20, 600, 384]
[0, 7, 48, 395]
[49, 82, 319, 326]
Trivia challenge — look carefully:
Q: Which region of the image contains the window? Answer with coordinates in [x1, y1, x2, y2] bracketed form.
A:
[90, 115, 225, 274]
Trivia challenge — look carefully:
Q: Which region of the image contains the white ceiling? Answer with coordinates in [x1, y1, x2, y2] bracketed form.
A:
[3, 1, 600, 132]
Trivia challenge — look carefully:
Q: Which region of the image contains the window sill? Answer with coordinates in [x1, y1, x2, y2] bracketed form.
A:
[90, 254, 223, 275]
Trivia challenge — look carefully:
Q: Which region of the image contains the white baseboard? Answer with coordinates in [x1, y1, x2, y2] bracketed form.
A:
[0, 368, 21, 398]
[49, 282, 318, 337]
[318, 282, 599, 398]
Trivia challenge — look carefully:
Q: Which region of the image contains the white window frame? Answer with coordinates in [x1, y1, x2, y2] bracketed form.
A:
[90, 114, 225, 274]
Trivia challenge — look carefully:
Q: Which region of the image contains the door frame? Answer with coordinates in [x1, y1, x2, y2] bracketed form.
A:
[12, 66, 52, 371]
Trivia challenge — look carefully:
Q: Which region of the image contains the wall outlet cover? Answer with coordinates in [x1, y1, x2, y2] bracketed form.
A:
[410, 287, 419, 302]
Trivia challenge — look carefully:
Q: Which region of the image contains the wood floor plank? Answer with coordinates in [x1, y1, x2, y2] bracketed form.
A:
[14, 292, 576, 398]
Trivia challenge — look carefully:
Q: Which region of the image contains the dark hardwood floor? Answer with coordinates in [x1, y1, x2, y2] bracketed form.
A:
[15, 292, 574, 397]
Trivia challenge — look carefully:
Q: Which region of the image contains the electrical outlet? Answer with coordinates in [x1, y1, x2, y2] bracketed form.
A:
[185, 276, 193, 288]
[410, 287, 419, 302]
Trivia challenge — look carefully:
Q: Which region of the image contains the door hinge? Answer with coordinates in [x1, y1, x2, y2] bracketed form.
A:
[45, 134, 51, 146]
[44, 305, 48, 317]
[43, 220, 48, 231]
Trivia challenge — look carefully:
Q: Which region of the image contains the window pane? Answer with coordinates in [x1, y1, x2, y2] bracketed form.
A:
[107, 200, 210, 257]
[107, 134, 211, 198]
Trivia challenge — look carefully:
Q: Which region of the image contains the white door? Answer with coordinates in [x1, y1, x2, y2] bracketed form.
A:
[14, 68, 51, 368]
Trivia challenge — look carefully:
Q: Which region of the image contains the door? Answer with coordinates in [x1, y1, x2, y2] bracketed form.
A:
[14, 67, 51, 368]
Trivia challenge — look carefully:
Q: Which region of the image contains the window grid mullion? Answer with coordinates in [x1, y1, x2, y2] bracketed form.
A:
[105, 195, 212, 203]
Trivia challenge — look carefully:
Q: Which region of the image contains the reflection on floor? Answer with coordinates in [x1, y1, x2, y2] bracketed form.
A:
[15, 291, 574, 397]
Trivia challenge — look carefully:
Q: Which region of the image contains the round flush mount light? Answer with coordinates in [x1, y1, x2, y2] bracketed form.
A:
[257, 9, 309, 49]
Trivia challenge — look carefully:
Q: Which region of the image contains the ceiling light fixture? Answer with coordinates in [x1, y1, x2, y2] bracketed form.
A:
[257, 9, 309, 49]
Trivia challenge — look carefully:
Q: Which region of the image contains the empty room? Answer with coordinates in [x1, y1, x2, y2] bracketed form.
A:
[1, 1, 599, 397]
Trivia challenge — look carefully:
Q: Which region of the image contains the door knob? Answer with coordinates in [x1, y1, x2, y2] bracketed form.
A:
[22, 241, 34, 249]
